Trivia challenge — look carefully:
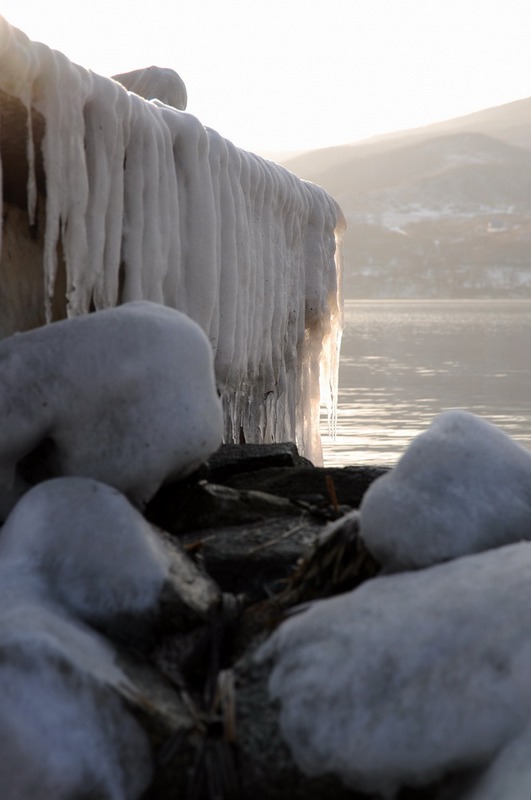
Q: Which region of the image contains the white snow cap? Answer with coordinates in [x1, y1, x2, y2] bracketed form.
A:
[0, 300, 223, 516]
[0, 639, 152, 800]
[0, 477, 170, 625]
[0, 477, 167, 799]
[112, 65, 187, 109]
[259, 541, 531, 798]
[0, 16, 344, 462]
[359, 409, 531, 571]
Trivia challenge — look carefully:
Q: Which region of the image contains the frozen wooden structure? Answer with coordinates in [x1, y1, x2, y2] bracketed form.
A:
[0, 17, 344, 462]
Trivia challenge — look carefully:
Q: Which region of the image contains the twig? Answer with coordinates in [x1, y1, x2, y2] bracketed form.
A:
[325, 474, 340, 513]
[245, 520, 307, 556]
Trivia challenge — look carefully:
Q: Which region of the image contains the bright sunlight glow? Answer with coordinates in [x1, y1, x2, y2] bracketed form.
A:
[1, 0, 530, 157]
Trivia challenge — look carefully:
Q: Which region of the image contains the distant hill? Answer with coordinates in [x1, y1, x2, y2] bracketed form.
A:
[281, 97, 531, 298]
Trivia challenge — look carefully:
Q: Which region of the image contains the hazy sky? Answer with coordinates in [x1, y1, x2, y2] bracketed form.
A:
[2, 0, 530, 156]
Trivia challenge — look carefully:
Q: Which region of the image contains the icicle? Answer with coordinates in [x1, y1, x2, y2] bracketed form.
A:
[84, 73, 130, 310]
[25, 104, 36, 226]
[30, 43, 92, 320]
[208, 128, 237, 369]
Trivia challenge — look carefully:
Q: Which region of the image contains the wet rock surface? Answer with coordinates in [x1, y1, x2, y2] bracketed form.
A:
[206, 442, 311, 480]
[140, 442, 511, 800]
[4, 440, 506, 800]
[134, 444, 386, 799]
[211, 458, 388, 508]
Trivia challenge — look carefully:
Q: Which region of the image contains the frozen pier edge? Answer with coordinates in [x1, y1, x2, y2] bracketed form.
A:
[0, 17, 344, 464]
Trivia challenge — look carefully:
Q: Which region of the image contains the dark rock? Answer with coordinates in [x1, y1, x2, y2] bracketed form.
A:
[220, 465, 389, 508]
[116, 647, 195, 752]
[269, 510, 381, 608]
[230, 512, 381, 657]
[146, 480, 302, 534]
[82, 446, 393, 797]
[117, 654, 205, 800]
[180, 514, 324, 602]
[154, 525, 223, 630]
[235, 643, 366, 800]
[206, 442, 312, 482]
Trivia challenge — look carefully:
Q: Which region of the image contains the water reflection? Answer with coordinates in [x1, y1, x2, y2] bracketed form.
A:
[321, 299, 531, 467]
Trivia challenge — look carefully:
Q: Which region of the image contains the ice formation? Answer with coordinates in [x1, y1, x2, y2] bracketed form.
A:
[0, 16, 344, 463]
[0, 300, 223, 517]
[259, 541, 531, 798]
[112, 65, 188, 109]
[359, 410, 531, 571]
[0, 477, 170, 799]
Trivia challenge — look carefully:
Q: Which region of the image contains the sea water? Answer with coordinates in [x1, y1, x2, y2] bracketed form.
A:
[321, 299, 531, 467]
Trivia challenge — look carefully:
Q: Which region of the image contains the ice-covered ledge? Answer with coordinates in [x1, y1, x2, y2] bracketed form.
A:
[0, 17, 344, 464]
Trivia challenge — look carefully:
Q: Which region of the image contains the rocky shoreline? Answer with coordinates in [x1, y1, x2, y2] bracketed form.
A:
[127, 442, 387, 800]
[118, 405, 531, 800]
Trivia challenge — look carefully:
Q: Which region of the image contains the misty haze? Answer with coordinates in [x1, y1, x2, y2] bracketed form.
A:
[302, 97, 531, 465]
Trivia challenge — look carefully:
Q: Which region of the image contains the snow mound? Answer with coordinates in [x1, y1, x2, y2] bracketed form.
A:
[112, 65, 187, 109]
[359, 410, 531, 571]
[0, 647, 152, 800]
[259, 542, 531, 798]
[0, 300, 223, 517]
[0, 477, 173, 799]
[0, 477, 169, 628]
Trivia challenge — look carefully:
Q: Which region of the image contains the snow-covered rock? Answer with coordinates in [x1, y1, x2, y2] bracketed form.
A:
[0, 477, 177, 799]
[259, 541, 531, 798]
[0, 477, 170, 633]
[359, 410, 531, 571]
[0, 641, 152, 800]
[0, 300, 222, 516]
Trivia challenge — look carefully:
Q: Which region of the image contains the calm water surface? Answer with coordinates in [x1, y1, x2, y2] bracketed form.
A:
[321, 299, 531, 467]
